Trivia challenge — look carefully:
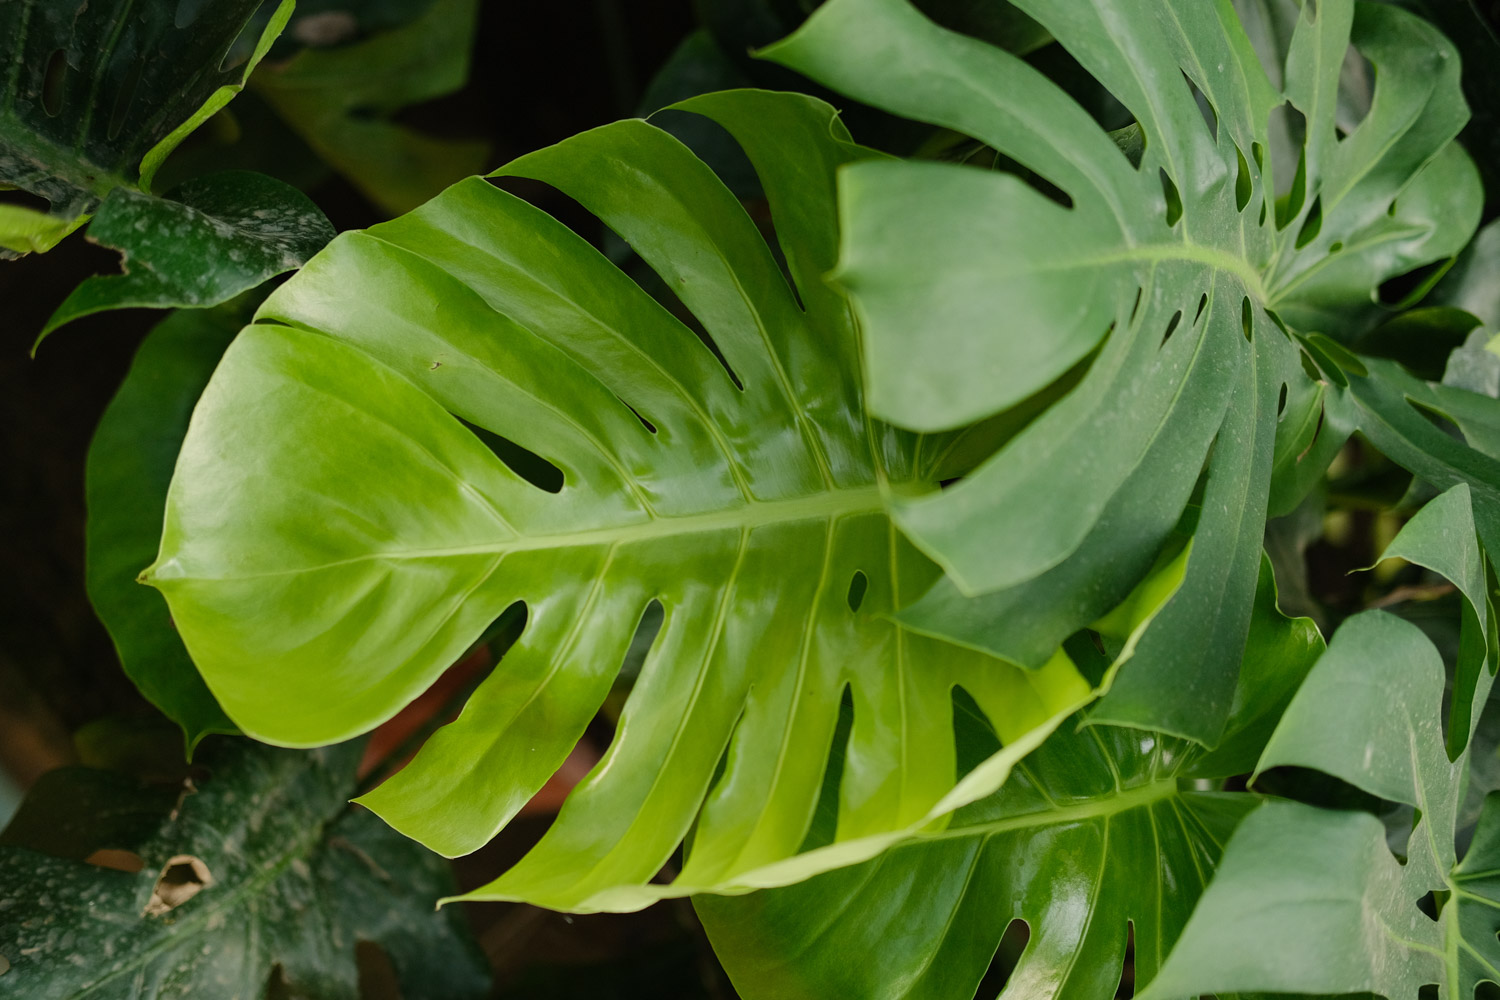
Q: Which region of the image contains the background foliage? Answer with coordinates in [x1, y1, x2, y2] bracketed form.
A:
[7, 0, 1500, 997]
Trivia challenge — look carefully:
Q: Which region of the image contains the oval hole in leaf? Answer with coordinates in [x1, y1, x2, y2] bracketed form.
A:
[974, 918, 1032, 997]
[1158, 168, 1182, 227]
[1267, 102, 1308, 211]
[618, 397, 658, 435]
[1277, 382, 1288, 419]
[1241, 297, 1253, 342]
[1415, 889, 1447, 921]
[1294, 195, 1323, 249]
[41, 49, 67, 117]
[619, 599, 665, 682]
[1182, 72, 1218, 143]
[1193, 293, 1208, 325]
[1121, 920, 1137, 996]
[795, 685, 852, 853]
[456, 417, 564, 493]
[1235, 145, 1253, 212]
[1160, 309, 1183, 347]
[846, 570, 868, 613]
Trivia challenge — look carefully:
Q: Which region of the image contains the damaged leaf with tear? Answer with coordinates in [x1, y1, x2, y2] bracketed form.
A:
[0, 739, 488, 1000]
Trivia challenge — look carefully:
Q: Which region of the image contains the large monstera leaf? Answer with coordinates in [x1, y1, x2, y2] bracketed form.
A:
[767, 0, 1482, 746]
[697, 555, 1323, 1000]
[0, 0, 292, 254]
[143, 91, 1128, 913]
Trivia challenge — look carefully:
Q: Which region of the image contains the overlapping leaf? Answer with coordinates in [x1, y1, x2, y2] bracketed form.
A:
[40, 172, 331, 342]
[697, 555, 1322, 1000]
[251, 0, 488, 215]
[0, 740, 488, 1000]
[85, 303, 253, 751]
[139, 90, 1167, 913]
[1141, 608, 1500, 999]
[767, 0, 1481, 745]
[0, 0, 292, 254]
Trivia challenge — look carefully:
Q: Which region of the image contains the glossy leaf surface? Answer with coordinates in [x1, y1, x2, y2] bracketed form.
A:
[144, 91, 1131, 913]
[0, 740, 488, 1000]
[40, 172, 332, 342]
[0, 0, 292, 254]
[698, 555, 1322, 1000]
[768, 0, 1481, 745]
[1142, 611, 1500, 999]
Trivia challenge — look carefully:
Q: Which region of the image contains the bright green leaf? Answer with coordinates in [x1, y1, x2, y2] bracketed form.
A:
[765, 0, 1479, 745]
[139, 90, 1159, 913]
[0, 740, 489, 1000]
[698, 554, 1322, 1000]
[39, 172, 332, 344]
[0, 203, 86, 255]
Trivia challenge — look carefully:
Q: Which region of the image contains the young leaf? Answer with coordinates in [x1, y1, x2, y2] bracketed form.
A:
[85, 304, 252, 753]
[39, 172, 332, 343]
[0, 0, 293, 254]
[697, 555, 1323, 999]
[0, 740, 489, 1000]
[1141, 610, 1500, 999]
[765, 0, 1480, 745]
[142, 90, 1133, 913]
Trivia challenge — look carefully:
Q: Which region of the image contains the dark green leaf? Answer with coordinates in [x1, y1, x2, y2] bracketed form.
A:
[0, 740, 489, 1000]
[40, 171, 332, 343]
[0, 0, 293, 254]
[1142, 611, 1500, 999]
[1371, 483, 1497, 757]
[251, 0, 488, 215]
[85, 304, 251, 751]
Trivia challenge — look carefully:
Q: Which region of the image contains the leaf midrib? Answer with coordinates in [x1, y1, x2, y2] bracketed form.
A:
[148, 483, 906, 583]
[914, 777, 1179, 843]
